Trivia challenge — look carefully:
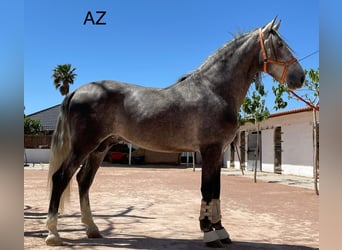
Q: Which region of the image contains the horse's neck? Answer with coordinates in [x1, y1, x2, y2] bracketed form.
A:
[198, 31, 260, 112]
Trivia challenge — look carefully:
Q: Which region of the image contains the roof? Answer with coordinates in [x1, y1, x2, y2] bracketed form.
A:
[268, 106, 318, 118]
[27, 104, 61, 131]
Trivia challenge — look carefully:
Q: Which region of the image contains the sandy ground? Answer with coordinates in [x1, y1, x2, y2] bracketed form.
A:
[24, 165, 318, 249]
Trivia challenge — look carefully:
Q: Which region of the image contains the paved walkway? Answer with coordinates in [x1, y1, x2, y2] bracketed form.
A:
[221, 168, 317, 190]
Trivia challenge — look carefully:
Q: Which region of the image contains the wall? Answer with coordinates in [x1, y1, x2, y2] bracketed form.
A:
[24, 148, 50, 163]
[261, 128, 274, 173]
[224, 109, 318, 177]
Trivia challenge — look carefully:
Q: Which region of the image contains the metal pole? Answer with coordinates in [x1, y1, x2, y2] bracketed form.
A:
[128, 143, 132, 165]
[192, 152, 195, 170]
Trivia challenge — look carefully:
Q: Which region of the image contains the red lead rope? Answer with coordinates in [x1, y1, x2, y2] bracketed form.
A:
[288, 89, 319, 111]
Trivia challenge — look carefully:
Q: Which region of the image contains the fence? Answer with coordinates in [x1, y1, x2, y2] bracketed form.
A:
[24, 135, 52, 148]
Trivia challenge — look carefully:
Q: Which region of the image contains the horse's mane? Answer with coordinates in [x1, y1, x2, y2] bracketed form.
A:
[175, 28, 262, 86]
[176, 73, 192, 83]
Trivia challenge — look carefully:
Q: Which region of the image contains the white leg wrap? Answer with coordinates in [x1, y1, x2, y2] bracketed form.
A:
[215, 228, 230, 240]
[199, 200, 213, 221]
[203, 230, 219, 243]
[46, 214, 59, 237]
[45, 214, 63, 246]
[199, 199, 221, 223]
[200, 199, 230, 243]
[212, 199, 222, 224]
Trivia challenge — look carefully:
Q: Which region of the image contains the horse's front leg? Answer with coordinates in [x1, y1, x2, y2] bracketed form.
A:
[200, 144, 231, 247]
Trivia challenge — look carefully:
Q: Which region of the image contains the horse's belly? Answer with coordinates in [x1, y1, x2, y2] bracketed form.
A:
[118, 126, 200, 153]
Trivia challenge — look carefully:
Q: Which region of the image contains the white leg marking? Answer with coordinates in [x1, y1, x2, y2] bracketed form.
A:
[45, 214, 63, 246]
[80, 199, 102, 238]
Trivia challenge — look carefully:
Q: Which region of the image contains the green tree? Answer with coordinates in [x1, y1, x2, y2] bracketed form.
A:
[272, 68, 319, 110]
[300, 68, 319, 106]
[52, 64, 77, 96]
[238, 76, 270, 181]
[24, 116, 43, 135]
[240, 83, 270, 124]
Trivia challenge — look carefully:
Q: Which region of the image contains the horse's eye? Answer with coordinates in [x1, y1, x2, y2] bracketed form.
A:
[278, 42, 284, 48]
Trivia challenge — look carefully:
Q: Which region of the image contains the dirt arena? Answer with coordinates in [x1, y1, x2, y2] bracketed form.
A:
[24, 165, 318, 249]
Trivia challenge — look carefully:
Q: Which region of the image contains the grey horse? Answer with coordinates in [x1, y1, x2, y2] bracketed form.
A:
[45, 17, 305, 247]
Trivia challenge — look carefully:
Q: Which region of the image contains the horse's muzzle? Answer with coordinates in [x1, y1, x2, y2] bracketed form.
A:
[286, 66, 305, 90]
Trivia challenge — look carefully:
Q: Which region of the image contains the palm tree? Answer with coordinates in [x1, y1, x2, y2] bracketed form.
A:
[52, 64, 77, 96]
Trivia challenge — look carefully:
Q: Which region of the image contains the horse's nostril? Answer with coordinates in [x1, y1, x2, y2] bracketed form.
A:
[301, 75, 305, 84]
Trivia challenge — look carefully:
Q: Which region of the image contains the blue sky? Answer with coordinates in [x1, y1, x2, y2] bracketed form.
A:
[24, 0, 318, 115]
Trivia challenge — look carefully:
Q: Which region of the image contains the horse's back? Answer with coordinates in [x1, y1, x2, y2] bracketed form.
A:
[64, 79, 236, 153]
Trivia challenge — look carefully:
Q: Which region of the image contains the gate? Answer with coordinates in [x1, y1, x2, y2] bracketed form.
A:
[247, 131, 261, 171]
[274, 126, 282, 174]
[239, 131, 246, 170]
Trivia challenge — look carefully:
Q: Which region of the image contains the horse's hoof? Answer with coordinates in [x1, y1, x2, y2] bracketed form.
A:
[214, 227, 231, 244]
[205, 239, 224, 248]
[87, 230, 103, 238]
[45, 234, 63, 246]
[220, 237, 232, 244]
[203, 230, 223, 248]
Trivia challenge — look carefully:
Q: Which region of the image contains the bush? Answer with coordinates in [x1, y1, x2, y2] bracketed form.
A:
[24, 117, 43, 135]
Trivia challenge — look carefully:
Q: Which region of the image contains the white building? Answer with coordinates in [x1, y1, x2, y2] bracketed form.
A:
[224, 107, 319, 177]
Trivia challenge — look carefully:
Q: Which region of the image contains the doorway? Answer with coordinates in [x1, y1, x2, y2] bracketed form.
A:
[274, 126, 282, 174]
[247, 131, 262, 171]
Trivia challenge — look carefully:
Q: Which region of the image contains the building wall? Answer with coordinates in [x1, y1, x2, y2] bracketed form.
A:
[24, 148, 50, 163]
[225, 109, 319, 177]
[261, 128, 274, 173]
[280, 112, 315, 177]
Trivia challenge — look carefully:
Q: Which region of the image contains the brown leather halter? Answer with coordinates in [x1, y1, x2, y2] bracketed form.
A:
[258, 28, 297, 84]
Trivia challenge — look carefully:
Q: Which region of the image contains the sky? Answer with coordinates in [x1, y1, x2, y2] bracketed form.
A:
[24, 0, 319, 115]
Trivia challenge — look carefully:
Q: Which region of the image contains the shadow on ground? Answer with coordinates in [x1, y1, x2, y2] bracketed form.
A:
[24, 230, 318, 250]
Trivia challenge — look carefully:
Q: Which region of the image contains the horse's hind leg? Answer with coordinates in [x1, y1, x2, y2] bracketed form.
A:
[199, 144, 231, 248]
[76, 137, 115, 238]
[46, 151, 87, 246]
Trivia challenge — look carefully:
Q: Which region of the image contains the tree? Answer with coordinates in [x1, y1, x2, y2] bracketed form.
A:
[52, 64, 77, 96]
[24, 116, 43, 135]
[238, 76, 270, 182]
[298, 68, 319, 108]
[272, 68, 319, 110]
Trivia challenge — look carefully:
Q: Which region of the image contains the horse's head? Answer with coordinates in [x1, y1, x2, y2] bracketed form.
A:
[259, 17, 305, 89]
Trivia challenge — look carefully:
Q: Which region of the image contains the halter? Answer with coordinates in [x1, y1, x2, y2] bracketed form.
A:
[258, 28, 297, 84]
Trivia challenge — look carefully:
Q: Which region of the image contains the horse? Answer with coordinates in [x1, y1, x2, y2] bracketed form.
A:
[45, 17, 305, 247]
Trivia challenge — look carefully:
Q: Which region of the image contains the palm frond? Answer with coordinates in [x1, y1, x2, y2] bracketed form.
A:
[51, 64, 77, 96]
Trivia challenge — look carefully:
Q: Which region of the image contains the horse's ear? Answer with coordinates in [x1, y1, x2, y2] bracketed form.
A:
[273, 20, 281, 31]
[262, 16, 278, 35]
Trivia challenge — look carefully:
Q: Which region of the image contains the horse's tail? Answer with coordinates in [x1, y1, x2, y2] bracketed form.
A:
[47, 93, 73, 212]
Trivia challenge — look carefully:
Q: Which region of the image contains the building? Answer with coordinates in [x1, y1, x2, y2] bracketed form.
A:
[223, 107, 319, 177]
[27, 104, 61, 133]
